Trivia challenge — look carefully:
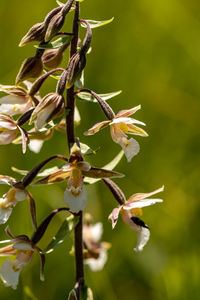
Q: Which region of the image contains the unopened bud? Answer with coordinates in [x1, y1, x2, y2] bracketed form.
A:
[42, 48, 63, 69]
[30, 92, 65, 129]
[66, 52, 86, 89]
[16, 56, 43, 85]
[19, 22, 46, 47]
[45, 12, 65, 41]
[0, 84, 27, 97]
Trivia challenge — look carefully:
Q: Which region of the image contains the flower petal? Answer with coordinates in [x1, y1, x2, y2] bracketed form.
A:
[84, 249, 107, 272]
[110, 124, 127, 144]
[119, 138, 140, 162]
[124, 198, 163, 210]
[110, 117, 146, 126]
[15, 189, 27, 202]
[92, 223, 103, 243]
[84, 120, 110, 135]
[126, 124, 148, 137]
[127, 186, 164, 202]
[28, 139, 44, 153]
[0, 175, 15, 185]
[0, 205, 12, 224]
[34, 170, 71, 185]
[115, 105, 141, 118]
[134, 226, 150, 252]
[0, 259, 20, 289]
[108, 206, 122, 229]
[64, 187, 87, 213]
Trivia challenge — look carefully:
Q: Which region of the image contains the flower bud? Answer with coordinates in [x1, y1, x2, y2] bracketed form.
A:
[15, 56, 43, 85]
[66, 53, 86, 89]
[19, 22, 46, 47]
[45, 12, 65, 41]
[30, 93, 65, 129]
[42, 48, 63, 69]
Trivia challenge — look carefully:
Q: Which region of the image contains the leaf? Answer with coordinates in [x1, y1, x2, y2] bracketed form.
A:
[24, 286, 38, 300]
[76, 90, 122, 102]
[35, 35, 73, 50]
[81, 17, 114, 29]
[80, 142, 98, 155]
[84, 150, 124, 184]
[42, 215, 79, 254]
[80, 286, 93, 300]
[68, 289, 77, 300]
[75, 71, 84, 88]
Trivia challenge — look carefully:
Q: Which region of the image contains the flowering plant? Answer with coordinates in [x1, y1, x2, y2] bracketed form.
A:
[0, 0, 163, 298]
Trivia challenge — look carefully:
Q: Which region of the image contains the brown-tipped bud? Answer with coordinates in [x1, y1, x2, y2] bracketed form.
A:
[45, 12, 65, 41]
[29, 92, 65, 129]
[0, 84, 27, 97]
[19, 23, 46, 47]
[42, 49, 63, 69]
[67, 53, 86, 89]
[16, 56, 43, 85]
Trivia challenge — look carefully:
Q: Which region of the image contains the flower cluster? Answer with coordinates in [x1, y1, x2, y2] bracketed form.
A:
[0, 0, 164, 296]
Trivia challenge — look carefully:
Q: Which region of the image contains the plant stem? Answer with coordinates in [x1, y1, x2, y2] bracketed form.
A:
[66, 1, 85, 296]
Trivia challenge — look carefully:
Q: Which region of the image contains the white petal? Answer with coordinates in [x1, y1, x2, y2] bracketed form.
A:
[110, 117, 146, 126]
[15, 189, 27, 201]
[64, 187, 87, 213]
[119, 138, 140, 162]
[91, 223, 103, 243]
[36, 102, 56, 129]
[74, 106, 81, 125]
[0, 259, 20, 289]
[0, 205, 12, 224]
[13, 242, 34, 251]
[84, 250, 107, 272]
[123, 199, 163, 210]
[0, 95, 26, 105]
[28, 139, 44, 153]
[134, 227, 150, 252]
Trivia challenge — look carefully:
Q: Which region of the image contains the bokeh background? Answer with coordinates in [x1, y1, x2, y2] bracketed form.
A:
[0, 0, 200, 299]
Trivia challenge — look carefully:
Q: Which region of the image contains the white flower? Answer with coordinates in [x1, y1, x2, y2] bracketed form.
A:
[64, 187, 87, 213]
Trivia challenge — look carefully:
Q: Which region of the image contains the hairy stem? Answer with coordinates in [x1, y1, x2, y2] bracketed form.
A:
[66, 1, 85, 296]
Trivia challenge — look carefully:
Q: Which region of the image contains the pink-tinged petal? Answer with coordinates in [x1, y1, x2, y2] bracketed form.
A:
[18, 127, 29, 153]
[0, 205, 13, 224]
[127, 186, 164, 202]
[124, 198, 163, 210]
[84, 120, 110, 136]
[121, 210, 150, 252]
[28, 139, 44, 153]
[119, 138, 140, 162]
[0, 95, 26, 105]
[0, 259, 20, 289]
[0, 175, 15, 185]
[64, 187, 87, 213]
[126, 124, 148, 137]
[115, 105, 141, 118]
[84, 249, 107, 272]
[0, 130, 18, 145]
[0, 244, 16, 256]
[110, 124, 127, 144]
[108, 206, 122, 229]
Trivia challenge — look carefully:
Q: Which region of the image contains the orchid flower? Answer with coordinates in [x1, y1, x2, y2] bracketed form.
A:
[108, 185, 164, 252]
[83, 215, 111, 271]
[0, 113, 29, 153]
[85, 105, 148, 162]
[0, 82, 39, 116]
[35, 143, 124, 213]
[0, 175, 27, 224]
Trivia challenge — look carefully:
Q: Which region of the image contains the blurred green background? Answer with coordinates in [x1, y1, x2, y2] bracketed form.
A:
[0, 0, 200, 299]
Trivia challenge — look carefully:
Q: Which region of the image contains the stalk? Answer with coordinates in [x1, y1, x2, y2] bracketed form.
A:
[66, 1, 84, 297]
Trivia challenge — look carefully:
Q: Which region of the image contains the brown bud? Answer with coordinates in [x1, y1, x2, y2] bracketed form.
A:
[16, 56, 43, 85]
[0, 84, 27, 97]
[30, 92, 65, 129]
[66, 52, 86, 89]
[42, 48, 63, 69]
[45, 12, 65, 41]
[19, 22, 46, 47]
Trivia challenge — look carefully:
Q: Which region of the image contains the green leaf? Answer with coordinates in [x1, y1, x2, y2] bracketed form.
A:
[68, 289, 77, 300]
[84, 150, 124, 184]
[76, 90, 122, 102]
[42, 215, 79, 254]
[80, 142, 98, 155]
[24, 286, 38, 300]
[75, 71, 84, 88]
[35, 35, 73, 50]
[81, 17, 114, 29]
[80, 286, 93, 300]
